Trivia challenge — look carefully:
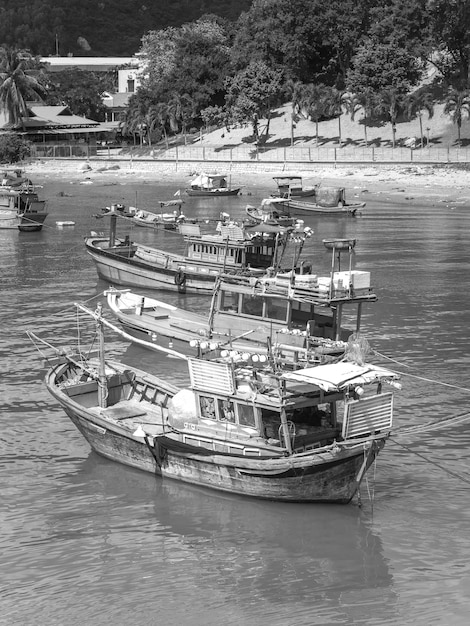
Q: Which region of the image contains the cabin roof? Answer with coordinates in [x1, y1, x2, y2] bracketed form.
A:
[282, 362, 399, 391]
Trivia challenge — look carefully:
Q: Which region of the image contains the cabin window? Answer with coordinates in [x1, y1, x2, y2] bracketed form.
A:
[199, 396, 216, 420]
[220, 290, 239, 312]
[241, 294, 263, 317]
[237, 403, 256, 428]
[265, 297, 288, 322]
[262, 410, 281, 439]
[218, 398, 236, 422]
[291, 301, 315, 325]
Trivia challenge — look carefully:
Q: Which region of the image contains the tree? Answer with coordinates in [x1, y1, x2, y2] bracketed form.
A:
[344, 90, 375, 147]
[444, 87, 470, 147]
[374, 88, 403, 148]
[0, 47, 45, 129]
[225, 61, 284, 143]
[231, 0, 329, 83]
[285, 80, 304, 146]
[405, 89, 435, 148]
[0, 134, 30, 163]
[428, 0, 470, 85]
[43, 68, 112, 120]
[139, 17, 232, 126]
[317, 0, 372, 88]
[296, 83, 329, 145]
[347, 41, 424, 96]
[323, 87, 348, 148]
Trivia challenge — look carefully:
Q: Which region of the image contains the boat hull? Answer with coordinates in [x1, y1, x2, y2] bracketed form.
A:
[44, 350, 393, 504]
[86, 238, 222, 294]
[186, 188, 240, 197]
[58, 397, 383, 503]
[0, 209, 48, 231]
[278, 199, 365, 215]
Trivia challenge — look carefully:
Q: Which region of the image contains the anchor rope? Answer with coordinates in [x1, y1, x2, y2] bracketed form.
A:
[389, 437, 470, 486]
[373, 349, 470, 394]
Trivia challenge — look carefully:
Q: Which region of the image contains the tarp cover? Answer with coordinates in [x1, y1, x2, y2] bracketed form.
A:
[282, 362, 399, 391]
[315, 187, 344, 207]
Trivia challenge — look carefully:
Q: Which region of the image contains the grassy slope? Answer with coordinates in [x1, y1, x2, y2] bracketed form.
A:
[200, 102, 470, 150]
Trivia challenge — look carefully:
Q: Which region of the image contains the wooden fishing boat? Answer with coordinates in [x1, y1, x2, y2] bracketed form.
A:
[1, 168, 34, 190]
[100, 203, 136, 218]
[275, 187, 365, 216]
[186, 173, 240, 196]
[0, 184, 48, 231]
[244, 198, 300, 228]
[105, 237, 374, 364]
[133, 207, 184, 230]
[32, 304, 399, 503]
[271, 176, 319, 199]
[85, 209, 298, 294]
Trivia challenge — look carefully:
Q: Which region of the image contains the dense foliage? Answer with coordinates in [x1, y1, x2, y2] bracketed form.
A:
[0, 0, 252, 57]
[3, 0, 470, 145]
[0, 134, 30, 163]
[43, 69, 114, 121]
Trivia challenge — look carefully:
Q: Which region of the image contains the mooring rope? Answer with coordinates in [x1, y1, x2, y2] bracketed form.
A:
[389, 437, 470, 486]
[373, 348, 470, 394]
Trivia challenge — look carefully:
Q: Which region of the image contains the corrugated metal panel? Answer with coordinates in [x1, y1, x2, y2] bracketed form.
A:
[342, 392, 393, 439]
[188, 359, 235, 395]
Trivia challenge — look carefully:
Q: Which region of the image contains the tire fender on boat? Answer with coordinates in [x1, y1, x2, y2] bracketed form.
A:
[175, 269, 187, 292]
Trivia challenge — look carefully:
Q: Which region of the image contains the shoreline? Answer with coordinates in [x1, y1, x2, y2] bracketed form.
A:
[20, 158, 470, 204]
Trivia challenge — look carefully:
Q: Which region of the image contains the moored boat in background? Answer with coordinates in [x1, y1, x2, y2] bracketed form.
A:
[186, 172, 240, 196]
[275, 187, 365, 216]
[271, 175, 319, 199]
[0, 179, 48, 231]
[105, 237, 374, 362]
[85, 208, 302, 294]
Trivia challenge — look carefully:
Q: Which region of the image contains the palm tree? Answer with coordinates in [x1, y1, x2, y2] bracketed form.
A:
[167, 93, 194, 145]
[0, 47, 45, 129]
[345, 90, 375, 147]
[150, 103, 170, 149]
[297, 83, 329, 146]
[444, 88, 470, 147]
[405, 89, 434, 149]
[375, 88, 403, 148]
[323, 87, 348, 148]
[285, 80, 304, 147]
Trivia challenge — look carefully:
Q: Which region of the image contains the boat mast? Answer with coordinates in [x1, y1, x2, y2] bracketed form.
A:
[96, 303, 108, 408]
[109, 211, 117, 247]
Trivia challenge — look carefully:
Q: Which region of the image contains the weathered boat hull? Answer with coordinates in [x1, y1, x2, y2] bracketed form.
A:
[277, 199, 365, 215]
[42, 331, 395, 504]
[54, 393, 384, 503]
[186, 188, 240, 197]
[0, 211, 48, 231]
[85, 238, 222, 293]
[153, 438, 384, 503]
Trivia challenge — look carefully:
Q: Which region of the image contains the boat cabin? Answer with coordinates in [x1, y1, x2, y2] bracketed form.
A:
[190, 173, 228, 190]
[166, 357, 396, 455]
[180, 222, 289, 271]
[273, 176, 305, 196]
[209, 267, 376, 349]
[272, 176, 319, 199]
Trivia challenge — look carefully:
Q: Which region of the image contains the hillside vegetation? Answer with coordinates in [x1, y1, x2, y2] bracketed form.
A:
[201, 102, 469, 150]
[0, 0, 251, 56]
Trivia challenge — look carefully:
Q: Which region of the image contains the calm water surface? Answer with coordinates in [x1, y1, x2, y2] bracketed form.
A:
[1, 175, 470, 625]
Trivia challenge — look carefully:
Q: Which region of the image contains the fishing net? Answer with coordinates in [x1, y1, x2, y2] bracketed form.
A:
[344, 333, 370, 365]
[315, 186, 344, 207]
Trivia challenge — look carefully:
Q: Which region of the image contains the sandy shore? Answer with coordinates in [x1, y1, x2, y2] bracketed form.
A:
[21, 158, 470, 204]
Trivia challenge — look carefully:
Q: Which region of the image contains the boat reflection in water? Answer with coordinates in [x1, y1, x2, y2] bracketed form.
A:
[66, 452, 395, 620]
